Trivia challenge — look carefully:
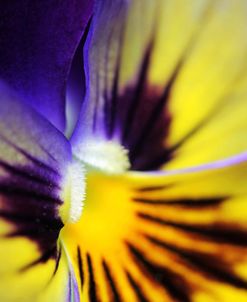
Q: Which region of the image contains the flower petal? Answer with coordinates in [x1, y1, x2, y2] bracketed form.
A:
[72, 0, 247, 171]
[0, 0, 93, 132]
[62, 155, 247, 302]
[0, 82, 73, 301]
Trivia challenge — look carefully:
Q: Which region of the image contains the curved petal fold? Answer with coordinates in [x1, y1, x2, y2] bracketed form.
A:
[0, 0, 93, 132]
[0, 82, 72, 301]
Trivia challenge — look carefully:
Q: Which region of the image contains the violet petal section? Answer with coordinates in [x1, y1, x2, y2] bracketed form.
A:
[0, 0, 93, 132]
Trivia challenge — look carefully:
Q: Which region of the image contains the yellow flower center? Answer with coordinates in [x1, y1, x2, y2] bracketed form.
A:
[63, 172, 134, 251]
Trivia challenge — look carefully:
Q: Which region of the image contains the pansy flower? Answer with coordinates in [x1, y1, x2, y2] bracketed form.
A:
[1, 1, 247, 302]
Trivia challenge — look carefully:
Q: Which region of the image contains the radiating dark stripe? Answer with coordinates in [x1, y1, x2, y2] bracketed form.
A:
[0, 184, 61, 204]
[146, 235, 247, 290]
[122, 41, 154, 143]
[77, 246, 84, 288]
[133, 197, 225, 208]
[15, 147, 59, 175]
[0, 160, 58, 188]
[125, 270, 150, 302]
[0, 209, 56, 224]
[6, 217, 62, 241]
[39, 144, 59, 163]
[0, 134, 59, 175]
[129, 62, 180, 165]
[20, 245, 57, 272]
[1, 185, 63, 257]
[102, 259, 121, 302]
[126, 242, 192, 302]
[52, 244, 62, 277]
[138, 212, 247, 246]
[136, 185, 172, 192]
[139, 150, 172, 171]
[87, 254, 99, 302]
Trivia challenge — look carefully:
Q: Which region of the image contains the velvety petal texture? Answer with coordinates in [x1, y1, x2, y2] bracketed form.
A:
[0, 0, 93, 132]
[0, 82, 72, 301]
[72, 0, 247, 171]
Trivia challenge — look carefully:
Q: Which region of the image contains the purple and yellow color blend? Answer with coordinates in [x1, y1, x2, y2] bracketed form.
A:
[0, 1, 247, 301]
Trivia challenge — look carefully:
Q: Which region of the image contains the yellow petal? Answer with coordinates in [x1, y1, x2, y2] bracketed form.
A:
[61, 156, 247, 302]
[73, 0, 247, 171]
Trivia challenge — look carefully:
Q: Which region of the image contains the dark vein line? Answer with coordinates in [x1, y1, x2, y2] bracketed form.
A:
[133, 197, 226, 208]
[77, 246, 84, 288]
[130, 63, 179, 164]
[87, 254, 99, 302]
[0, 184, 61, 204]
[121, 40, 154, 144]
[0, 134, 59, 175]
[138, 212, 247, 246]
[102, 259, 122, 302]
[125, 270, 150, 302]
[0, 160, 58, 188]
[19, 245, 57, 272]
[126, 242, 192, 302]
[146, 235, 247, 290]
[52, 244, 62, 277]
[136, 184, 173, 192]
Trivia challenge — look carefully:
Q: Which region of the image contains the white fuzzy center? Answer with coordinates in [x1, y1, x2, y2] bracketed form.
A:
[75, 140, 130, 174]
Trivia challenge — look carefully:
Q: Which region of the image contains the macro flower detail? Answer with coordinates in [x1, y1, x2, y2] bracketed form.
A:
[1, 1, 247, 302]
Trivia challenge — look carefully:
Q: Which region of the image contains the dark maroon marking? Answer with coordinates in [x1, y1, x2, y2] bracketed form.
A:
[125, 270, 150, 302]
[0, 160, 59, 189]
[0, 183, 61, 204]
[87, 254, 99, 302]
[121, 41, 154, 144]
[117, 85, 173, 171]
[129, 63, 180, 169]
[146, 235, 247, 290]
[114, 46, 179, 171]
[136, 184, 173, 192]
[126, 242, 192, 302]
[52, 244, 62, 277]
[0, 159, 63, 269]
[20, 245, 57, 272]
[77, 246, 84, 288]
[137, 213, 247, 246]
[133, 197, 226, 208]
[102, 259, 122, 302]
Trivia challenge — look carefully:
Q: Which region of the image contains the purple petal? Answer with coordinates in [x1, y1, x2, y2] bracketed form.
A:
[0, 0, 93, 132]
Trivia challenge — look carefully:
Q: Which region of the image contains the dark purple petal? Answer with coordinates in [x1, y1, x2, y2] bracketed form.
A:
[0, 0, 93, 132]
